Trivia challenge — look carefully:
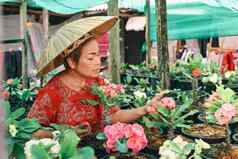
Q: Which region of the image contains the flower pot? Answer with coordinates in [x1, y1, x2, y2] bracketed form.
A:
[170, 79, 193, 90]
[181, 124, 226, 144]
[100, 152, 158, 159]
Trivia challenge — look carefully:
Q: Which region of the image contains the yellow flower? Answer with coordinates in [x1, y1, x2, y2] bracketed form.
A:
[9, 124, 18, 137]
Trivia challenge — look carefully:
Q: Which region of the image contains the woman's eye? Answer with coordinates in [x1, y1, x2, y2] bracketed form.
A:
[88, 58, 93, 61]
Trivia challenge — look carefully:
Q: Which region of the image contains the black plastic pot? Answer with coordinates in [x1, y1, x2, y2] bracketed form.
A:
[99, 148, 158, 159]
[181, 124, 226, 144]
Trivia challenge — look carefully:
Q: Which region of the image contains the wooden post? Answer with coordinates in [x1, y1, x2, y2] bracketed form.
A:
[108, 0, 121, 83]
[20, 0, 28, 87]
[145, 0, 151, 66]
[41, 9, 49, 86]
[43, 9, 49, 46]
[155, 0, 170, 89]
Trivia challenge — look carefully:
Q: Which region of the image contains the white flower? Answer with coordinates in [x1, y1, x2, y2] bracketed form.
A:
[24, 138, 61, 159]
[209, 73, 218, 84]
[50, 142, 61, 154]
[9, 124, 18, 137]
[173, 136, 188, 148]
[159, 145, 179, 159]
[133, 90, 147, 99]
[225, 71, 236, 79]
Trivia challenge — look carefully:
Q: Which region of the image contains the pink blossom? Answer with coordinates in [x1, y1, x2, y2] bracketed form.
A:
[6, 79, 13, 85]
[124, 123, 145, 138]
[2, 90, 10, 99]
[160, 97, 176, 109]
[103, 122, 148, 153]
[101, 83, 124, 98]
[127, 136, 148, 154]
[104, 123, 126, 140]
[215, 103, 236, 125]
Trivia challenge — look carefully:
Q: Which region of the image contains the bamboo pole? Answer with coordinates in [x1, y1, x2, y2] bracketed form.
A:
[108, 0, 121, 83]
[155, 0, 170, 89]
[145, 0, 151, 66]
[20, 0, 28, 87]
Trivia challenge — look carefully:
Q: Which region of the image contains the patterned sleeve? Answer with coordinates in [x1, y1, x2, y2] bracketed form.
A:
[27, 88, 59, 126]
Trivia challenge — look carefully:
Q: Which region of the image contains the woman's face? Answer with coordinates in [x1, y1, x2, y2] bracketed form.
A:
[74, 39, 101, 78]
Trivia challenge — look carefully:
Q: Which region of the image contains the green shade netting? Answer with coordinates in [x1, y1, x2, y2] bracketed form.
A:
[0, 0, 109, 14]
[1, 0, 238, 40]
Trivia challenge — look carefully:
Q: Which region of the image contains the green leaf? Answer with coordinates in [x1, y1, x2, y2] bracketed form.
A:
[31, 144, 52, 159]
[116, 140, 128, 153]
[77, 146, 95, 159]
[96, 132, 107, 140]
[17, 119, 41, 133]
[145, 121, 168, 128]
[157, 106, 169, 117]
[13, 143, 26, 159]
[9, 108, 26, 121]
[80, 99, 99, 106]
[182, 143, 194, 155]
[59, 129, 80, 158]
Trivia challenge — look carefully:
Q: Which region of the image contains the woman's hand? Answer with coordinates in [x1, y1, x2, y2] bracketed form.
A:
[72, 122, 92, 138]
[145, 90, 169, 114]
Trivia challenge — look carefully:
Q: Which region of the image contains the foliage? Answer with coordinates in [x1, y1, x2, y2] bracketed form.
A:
[25, 128, 95, 159]
[159, 136, 210, 159]
[170, 54, 204, 80]
[1, 77, 40, 116]
[1, 100, 42, 159]
[204, 84, 238, 124]
[145, 95, 198, 135]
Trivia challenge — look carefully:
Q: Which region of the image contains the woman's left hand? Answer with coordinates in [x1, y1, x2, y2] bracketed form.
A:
[144, 90, 169, 114]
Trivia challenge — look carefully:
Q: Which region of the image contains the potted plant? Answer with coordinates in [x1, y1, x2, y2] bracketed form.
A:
[183, 85, 238, 144]
[145, 95, 198, 139]
[2, 100, 42, 159]
[2, 77, 40, 116]
[24, 128, 95, 159]
[96, 122, 155, 159]
[159, 135, 210, 159]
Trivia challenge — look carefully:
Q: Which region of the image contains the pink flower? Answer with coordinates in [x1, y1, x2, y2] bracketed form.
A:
[160, 97, 176, 109]
[215, 103, 236, 125]
[6, 79, 13, 85]
[124, 123, 145, 138]
[2, 90, 10, 99]
[103, 123, 148, 153]
[127, 136, 148, 154]
[101, 83, 124, 98]
[104, 123, 126, 140]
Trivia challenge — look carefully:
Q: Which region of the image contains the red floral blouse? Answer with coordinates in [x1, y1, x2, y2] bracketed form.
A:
[27, 76, 120, 131]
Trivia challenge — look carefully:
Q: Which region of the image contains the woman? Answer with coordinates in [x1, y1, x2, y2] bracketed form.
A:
[28, 16, 162, 138]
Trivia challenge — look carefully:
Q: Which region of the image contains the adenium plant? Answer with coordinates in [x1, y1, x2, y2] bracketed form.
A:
[145, 96, 198, 138]
[96, 122, 148, 155]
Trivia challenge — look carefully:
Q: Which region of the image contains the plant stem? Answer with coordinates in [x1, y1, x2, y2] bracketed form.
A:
[226, 124, 231, 146]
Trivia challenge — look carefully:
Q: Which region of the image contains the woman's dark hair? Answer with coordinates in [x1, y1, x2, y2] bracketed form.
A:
[64, 37, 96, 68]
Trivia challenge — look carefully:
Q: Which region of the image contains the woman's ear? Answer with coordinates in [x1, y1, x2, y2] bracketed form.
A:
[66, 57, 76, 69]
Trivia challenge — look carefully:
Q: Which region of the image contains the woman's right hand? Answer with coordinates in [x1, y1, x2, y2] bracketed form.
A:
[72, 122, 92, 138]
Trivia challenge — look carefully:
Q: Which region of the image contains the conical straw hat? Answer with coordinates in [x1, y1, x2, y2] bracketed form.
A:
[37, 16, 117, 76]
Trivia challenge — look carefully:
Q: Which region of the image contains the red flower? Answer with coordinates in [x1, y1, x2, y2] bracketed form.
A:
[192, 68, 202, 78]
[2, 90, 10, 99]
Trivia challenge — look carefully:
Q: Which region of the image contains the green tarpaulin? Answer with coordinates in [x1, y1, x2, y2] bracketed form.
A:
[1, 0, 238, 40]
